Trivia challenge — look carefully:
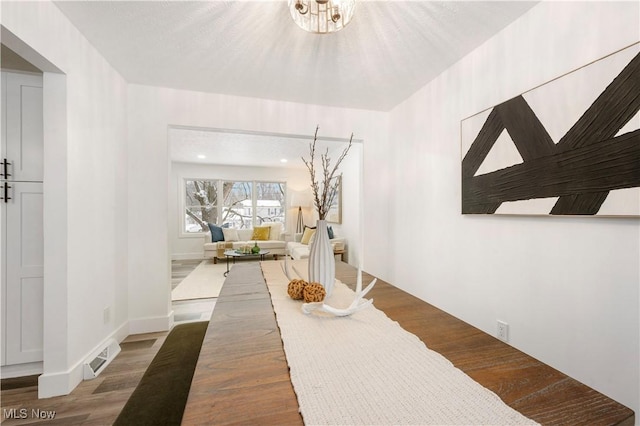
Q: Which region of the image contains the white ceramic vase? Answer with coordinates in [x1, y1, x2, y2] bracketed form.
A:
[308, 219, 335, 297]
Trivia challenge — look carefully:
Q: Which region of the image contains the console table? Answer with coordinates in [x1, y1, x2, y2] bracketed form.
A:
[182, 262, 634, 425]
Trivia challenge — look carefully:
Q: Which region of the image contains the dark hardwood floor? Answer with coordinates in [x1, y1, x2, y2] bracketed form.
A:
[2, 260, 634, 425]
[1, 331, 169, 425]
[0, 259, 205, 425]
[340, 264, 634, 425]
[183, 261, 635, 426]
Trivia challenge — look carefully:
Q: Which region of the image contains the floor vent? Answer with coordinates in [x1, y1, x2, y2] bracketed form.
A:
[83, 338, 121, 380]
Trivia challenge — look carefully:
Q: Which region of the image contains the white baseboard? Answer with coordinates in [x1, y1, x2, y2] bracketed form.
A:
[37, 321, 129, 399]
[113, 321, 130, 344]
[1, 362, 43, 379]
[171, 252, 206, 261]
[38, 364, 83, 399]
[11, 316, 171, 399]
[128, 313, 172, 335]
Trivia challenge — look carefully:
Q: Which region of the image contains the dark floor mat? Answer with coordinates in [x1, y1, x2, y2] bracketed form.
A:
[113, 321, 208, 426]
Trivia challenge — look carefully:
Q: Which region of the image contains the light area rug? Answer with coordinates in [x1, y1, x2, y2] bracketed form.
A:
[171, 260, 225, 301]
[261, 260, 539, 426]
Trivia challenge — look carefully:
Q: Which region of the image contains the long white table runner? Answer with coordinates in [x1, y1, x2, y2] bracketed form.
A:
[261, 260, 539, 426]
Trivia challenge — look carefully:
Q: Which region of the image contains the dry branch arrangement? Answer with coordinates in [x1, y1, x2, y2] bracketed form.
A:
[301, 126, 353, 220]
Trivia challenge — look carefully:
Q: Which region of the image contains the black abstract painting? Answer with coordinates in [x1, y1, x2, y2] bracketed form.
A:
[461, 45, 640, 216]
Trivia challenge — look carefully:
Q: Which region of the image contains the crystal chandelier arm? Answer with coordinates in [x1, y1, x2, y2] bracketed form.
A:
[294, 0, 308, 15]
[289, 0, 356, 34]
[330, 3, 341, 23]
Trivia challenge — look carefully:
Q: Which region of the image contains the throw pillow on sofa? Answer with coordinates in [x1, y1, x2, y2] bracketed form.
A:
[251, 226, 270, 241]
[300, 226, 316, 245]
[222, 228, 239, 242]
[261, 222, 283, 240]
[207, 223, 225, 242]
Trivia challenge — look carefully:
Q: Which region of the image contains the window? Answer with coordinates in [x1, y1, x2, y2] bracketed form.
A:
[184, 179, 218, 233]
[183, 179, 285, 233]
[222, 181, 252, 229]
[255, 182, 286, 224]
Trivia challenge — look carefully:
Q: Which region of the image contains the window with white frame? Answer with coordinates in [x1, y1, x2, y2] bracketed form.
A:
[255, 181, 286, 224]
[184, 179, 218, 233]
[183, 179, 285, 233]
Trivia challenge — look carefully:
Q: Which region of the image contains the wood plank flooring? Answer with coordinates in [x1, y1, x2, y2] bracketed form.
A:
[339, 263, 635, 426]
[0, 259, 208, 425]
[1, 332, 169, 425]
[184, 261, 635, 426]
[2, 260, 635, 425]
[171, 259, 203, 290]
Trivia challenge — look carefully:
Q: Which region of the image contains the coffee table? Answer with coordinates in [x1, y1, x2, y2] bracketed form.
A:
[223, 249, 270, 277]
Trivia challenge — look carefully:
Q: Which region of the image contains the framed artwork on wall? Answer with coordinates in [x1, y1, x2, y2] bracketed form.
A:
[326, 175, 342, 224]
[461, 43, 640, 217]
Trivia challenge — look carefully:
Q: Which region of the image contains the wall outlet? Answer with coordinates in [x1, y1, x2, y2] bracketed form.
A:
[497, 320, 509, 342]
[103, 307, 111, 324]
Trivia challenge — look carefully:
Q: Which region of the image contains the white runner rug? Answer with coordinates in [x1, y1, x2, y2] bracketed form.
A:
[171, 260, 225, 301]
[261, 260, 539, 426]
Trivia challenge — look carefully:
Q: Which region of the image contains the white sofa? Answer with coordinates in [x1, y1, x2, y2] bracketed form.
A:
[203, 222, 287, 263]
[286, 229, 346, 260]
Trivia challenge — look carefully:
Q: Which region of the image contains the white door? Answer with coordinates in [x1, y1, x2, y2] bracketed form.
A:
[1, 71, 44, 366]
[3, 182, 44, 364]
[3, 72, 43, 182]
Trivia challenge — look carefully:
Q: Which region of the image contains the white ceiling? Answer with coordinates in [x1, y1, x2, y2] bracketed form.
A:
[169, 127, 355, 169]
[53, 0, 538, 167]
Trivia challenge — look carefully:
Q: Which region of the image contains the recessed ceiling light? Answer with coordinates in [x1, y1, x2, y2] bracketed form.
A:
[280, 158, 288, 163]
[197, 154, 206, 159]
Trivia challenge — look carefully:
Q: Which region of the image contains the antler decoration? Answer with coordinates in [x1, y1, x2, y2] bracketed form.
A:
[282, 257, 377, 317]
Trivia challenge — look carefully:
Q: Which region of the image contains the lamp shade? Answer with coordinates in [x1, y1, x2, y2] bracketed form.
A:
[290, 191, 312, 208]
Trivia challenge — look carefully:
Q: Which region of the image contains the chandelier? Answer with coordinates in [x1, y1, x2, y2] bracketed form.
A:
[288, 0, 356, 34]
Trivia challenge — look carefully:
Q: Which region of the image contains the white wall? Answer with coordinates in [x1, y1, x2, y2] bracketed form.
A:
[337, 143, 363, 266]
[1, 1, 129, 397]
[4, 0, 636, 413]
[380, 1, 639, 417]
[127, 84, 387, 335]
[169, 161, 310, 259]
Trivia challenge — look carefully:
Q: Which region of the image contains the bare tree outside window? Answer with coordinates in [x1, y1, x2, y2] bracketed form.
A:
[184, 179, 286, 232]
[256, 182, 285, 224]
[222, 181, 252, 228]
[185, 179, 217, 232]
